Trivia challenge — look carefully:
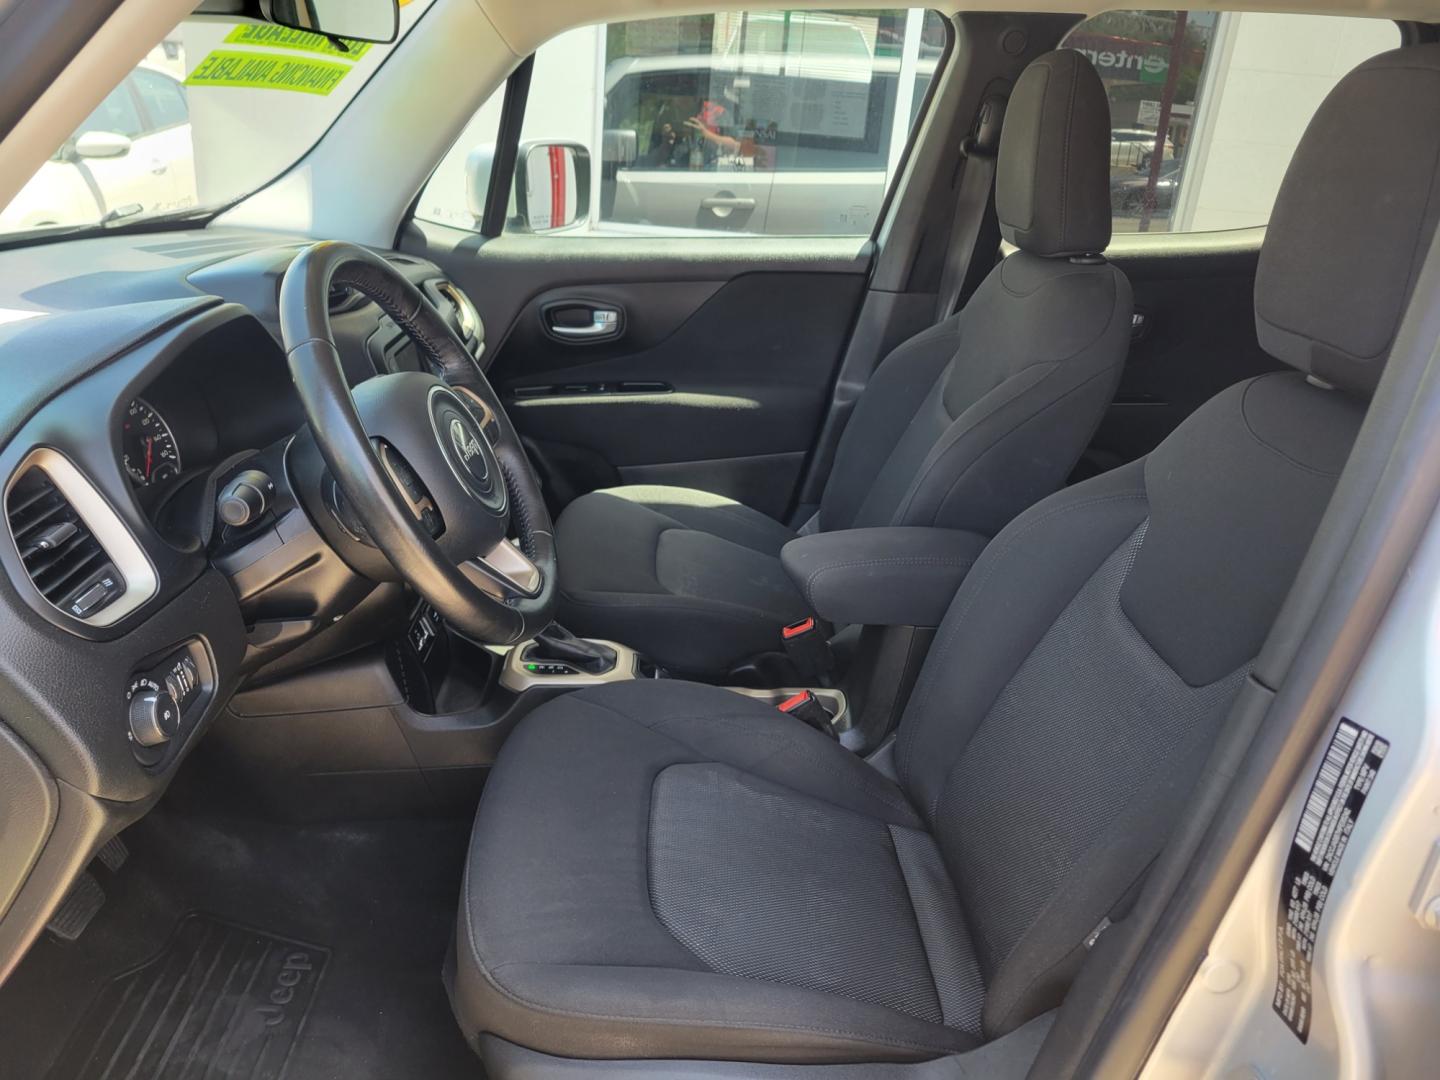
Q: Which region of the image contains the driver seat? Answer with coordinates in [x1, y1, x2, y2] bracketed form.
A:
[449, 46, 1440, 1069]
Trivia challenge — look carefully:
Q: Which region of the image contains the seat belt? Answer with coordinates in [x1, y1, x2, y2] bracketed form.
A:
[934, 94, 1008, 322]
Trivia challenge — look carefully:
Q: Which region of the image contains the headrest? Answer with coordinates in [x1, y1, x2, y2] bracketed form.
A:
[1256, 44, 1440, 397]
[995, 49, 1111, 257]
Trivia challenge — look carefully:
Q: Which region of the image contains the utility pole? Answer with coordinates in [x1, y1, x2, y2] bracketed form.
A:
[1139, 10, 1188, 232]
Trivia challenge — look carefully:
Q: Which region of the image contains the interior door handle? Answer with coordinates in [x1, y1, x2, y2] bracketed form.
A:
[549, 307, 621, 339]
[701, 196, 756, 210]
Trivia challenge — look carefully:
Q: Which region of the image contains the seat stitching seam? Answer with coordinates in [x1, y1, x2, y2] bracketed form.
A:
[926, 524, 1148, 828]
[561, 589, 800, 627]
[1236, 374, 1348, 477]
[465, 842, 960, 1053]
[650, 712, 916, 818]
[897, 268, 1123, 526]
[998, 257, 1113, 298]
[897, 490, 1148, 803]
[460, 739, 954, 1052]
[886, 825, 951, 1028]
[804, 556, 978, 609]
[573, 694, 918, 818]
[477, 959, 964, 1053]
[905, 356, 1124, 528]
[983, 674, 1244, 1033]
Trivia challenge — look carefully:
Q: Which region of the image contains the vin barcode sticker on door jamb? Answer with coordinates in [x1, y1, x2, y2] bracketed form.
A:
[1273, 717, 1388, 1042]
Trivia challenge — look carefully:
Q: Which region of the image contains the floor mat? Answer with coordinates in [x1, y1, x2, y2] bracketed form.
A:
[47, 915, 328, 1080]
[0, 812, 479, 1080]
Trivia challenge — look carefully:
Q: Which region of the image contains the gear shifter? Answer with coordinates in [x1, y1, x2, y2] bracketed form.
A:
[528, 624, 618, 676]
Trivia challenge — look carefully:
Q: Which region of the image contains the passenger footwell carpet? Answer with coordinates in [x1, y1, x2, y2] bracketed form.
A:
[47, 915, 329, 1080]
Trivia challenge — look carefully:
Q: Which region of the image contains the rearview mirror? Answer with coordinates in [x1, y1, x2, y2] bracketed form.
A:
[514, 141, 590, 233]
[264, 0, 399, 44]
[74, 131, 132, 160]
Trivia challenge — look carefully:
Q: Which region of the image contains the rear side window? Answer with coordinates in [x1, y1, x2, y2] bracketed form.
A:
[1062, 11, 1399, 235]
[417, 8, 950, 237]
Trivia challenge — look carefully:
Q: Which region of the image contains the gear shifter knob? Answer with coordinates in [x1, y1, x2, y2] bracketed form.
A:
[528, 623, 618, 676]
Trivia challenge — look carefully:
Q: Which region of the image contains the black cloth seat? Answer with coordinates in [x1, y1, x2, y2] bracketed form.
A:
[550, 485, 808, 674]
[452, 45, 1440, 1069]
[454, 680, 982, 1064]
[556, 50, 1132, 675]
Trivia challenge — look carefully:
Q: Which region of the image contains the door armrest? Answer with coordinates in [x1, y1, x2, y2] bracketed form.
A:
[780, 527, 989, 628]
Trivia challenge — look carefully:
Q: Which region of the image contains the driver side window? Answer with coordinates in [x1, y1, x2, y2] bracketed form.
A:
[417, 8, 949, 238]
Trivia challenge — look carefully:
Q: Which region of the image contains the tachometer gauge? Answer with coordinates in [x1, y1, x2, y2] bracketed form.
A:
[122, 398, 182, 487]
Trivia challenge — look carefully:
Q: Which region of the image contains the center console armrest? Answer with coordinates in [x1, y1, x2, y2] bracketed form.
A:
[780, 527, 989, 628]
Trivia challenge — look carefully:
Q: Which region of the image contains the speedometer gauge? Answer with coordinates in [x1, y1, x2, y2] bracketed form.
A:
[122, 398, 182, 487]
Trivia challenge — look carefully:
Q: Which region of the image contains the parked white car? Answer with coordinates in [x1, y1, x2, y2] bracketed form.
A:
[1109, 125, 1174, 169]
[0, 66, 194, 232]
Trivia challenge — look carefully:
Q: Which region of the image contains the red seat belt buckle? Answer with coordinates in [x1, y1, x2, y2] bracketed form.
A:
[782, 617, 815, 640]
[775, 689, 838, 738]
[780, 616, 833, 685]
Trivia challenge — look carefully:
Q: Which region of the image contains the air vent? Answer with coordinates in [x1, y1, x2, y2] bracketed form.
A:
[431, 280, 482, 347]
[5, 452, 156, 626]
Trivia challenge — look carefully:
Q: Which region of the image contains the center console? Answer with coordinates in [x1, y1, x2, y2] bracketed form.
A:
[209, 599, 850, 821]
[499, 640, 652, 690]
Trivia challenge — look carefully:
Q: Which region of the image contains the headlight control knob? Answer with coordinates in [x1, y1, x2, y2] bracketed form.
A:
[128, 680, 179, 748]
[217, 469, 274, 527]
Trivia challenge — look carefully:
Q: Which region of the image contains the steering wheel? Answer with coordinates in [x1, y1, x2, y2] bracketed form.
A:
[279, 240, 557, 644]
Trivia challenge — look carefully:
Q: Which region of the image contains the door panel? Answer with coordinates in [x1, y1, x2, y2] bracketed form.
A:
[1082, 228, 1283, 476]
[404, 223, 870, 519]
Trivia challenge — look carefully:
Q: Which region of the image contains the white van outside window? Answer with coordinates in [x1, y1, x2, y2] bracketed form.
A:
[417, 9, 950, 238]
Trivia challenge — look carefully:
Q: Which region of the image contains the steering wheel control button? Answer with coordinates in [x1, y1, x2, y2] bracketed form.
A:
[127, 679, 179, 748]
[217, 469, 274, 527]
[429, 390, 504, 511]
[375, 441, 446, 539]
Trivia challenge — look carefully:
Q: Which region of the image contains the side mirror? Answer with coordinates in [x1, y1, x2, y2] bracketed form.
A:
[464, 144, 497, 224]
[264, 0, 399, 44]
[514, 141, 591, 233]
[74, 131, 133, 160]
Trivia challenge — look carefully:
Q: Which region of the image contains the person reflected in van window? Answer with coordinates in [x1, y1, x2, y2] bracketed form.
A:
[683, 99, 778, 171]
[684, 114, 740, 156]
[641, 121, 689, 168]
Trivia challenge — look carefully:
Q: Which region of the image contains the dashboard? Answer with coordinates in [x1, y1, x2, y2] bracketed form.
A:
[0, 228, 486, 981]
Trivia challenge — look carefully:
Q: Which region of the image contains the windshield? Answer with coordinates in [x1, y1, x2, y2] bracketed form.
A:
[0, 2, 432, 239]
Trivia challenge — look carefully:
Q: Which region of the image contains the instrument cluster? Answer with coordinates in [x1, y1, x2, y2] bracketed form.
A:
[121, 397, 182, 489]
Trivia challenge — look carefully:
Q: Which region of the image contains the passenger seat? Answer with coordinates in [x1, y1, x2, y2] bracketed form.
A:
[555, 50, 1133, 675]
